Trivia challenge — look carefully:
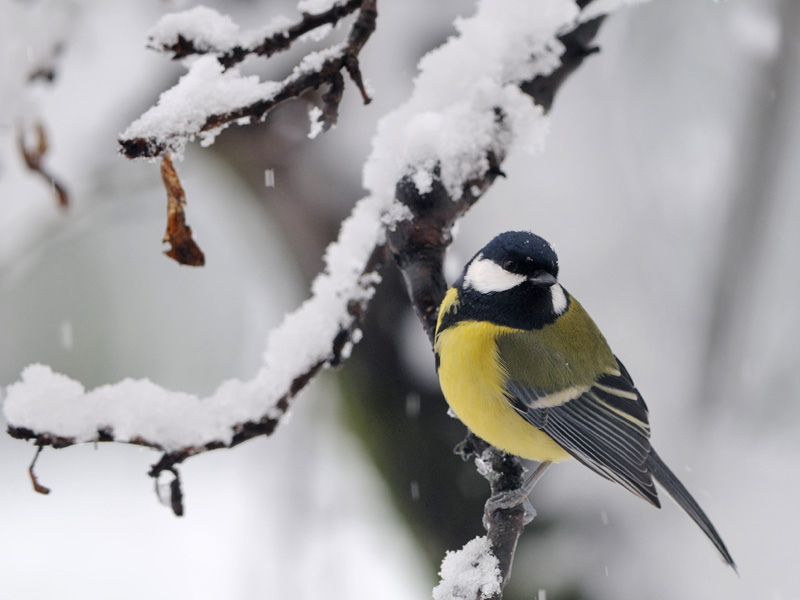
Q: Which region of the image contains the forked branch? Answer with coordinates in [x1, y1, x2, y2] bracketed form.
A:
[119, 0, 376, 160]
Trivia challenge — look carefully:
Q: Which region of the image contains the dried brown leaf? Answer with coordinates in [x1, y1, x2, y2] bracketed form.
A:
[17, 121, 69, 209]
[160, 155, 205, 267]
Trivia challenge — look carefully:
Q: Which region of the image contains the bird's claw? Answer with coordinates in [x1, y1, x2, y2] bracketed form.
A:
[483, 490, 537, 529]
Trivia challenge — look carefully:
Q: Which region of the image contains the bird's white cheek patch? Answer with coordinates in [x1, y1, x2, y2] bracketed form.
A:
[551, 284, 568, 315]
[464, 257, 526, 293]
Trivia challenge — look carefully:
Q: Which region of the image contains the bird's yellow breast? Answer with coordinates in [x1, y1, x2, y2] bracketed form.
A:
[434, 319, 571, 462]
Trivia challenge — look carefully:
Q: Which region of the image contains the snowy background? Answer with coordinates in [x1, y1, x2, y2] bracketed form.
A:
[2, 1, 799, 599]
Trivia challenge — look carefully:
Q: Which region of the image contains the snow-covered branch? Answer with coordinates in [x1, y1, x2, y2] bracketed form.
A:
[148, 0, 362, 68]
[119, 0, 375, 160]
[5, 197, 384, 513]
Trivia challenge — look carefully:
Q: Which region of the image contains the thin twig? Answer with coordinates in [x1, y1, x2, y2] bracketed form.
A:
[28, 446, 51, 495]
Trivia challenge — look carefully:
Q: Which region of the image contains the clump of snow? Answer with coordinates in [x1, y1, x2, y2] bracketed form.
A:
[432, 536, 501, 600]
[579, 0, 650, 23]
[363, 0, 575, 202]
[297, 0, 340, 14]
[381, 201, 414, 230]
[149, 6, 240, 52]
[2, 190, 385, 451]
[292, 43, 345, 77]
[307, 105, 325, 139]
[121, 56, 280, 156]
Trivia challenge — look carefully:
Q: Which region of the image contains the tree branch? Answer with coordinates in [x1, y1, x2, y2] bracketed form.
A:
[119, 0, 376, 160]
[7, 240, 385, 516]
[152, 0, 364, 69]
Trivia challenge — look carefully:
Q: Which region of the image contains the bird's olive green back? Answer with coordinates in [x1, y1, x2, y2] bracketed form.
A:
[496, 296, 617, 394]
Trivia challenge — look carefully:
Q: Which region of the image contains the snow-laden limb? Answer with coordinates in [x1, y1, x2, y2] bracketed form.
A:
[5, 191, 385, 456]
[363, 0, 577, 202]
[120, 56, 283, 158]
[120, 0, 375, 159]
[433, 536, 502, 600]
[148, 1, 359, 66]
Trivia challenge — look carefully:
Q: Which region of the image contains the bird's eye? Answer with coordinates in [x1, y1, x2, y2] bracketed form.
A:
[502, 258, 518, 272]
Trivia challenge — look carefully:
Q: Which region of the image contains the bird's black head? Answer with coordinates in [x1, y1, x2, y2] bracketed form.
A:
[449, 231, 568, 330]
[473, 230, 559, 282]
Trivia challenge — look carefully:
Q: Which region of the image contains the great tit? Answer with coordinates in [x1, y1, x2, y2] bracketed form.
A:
[434, 230, 735, 568]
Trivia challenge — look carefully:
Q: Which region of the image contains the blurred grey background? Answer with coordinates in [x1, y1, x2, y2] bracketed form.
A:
[1, 0, 798, 599]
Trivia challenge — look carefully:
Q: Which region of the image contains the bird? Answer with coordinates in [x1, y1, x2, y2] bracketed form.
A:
[434, 230, 735, 568]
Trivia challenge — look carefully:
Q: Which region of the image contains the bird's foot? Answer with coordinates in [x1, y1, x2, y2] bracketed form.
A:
[482, 461, 552, 530]
[483, 491, 537, 529]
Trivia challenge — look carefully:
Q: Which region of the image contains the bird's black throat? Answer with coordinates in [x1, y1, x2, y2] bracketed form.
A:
[439, 281, 567, 332]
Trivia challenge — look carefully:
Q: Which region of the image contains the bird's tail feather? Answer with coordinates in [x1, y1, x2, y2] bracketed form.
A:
[646, 449, 736, 570]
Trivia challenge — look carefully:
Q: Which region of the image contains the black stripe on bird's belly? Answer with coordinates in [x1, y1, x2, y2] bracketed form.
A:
[446, 283, 565, 331]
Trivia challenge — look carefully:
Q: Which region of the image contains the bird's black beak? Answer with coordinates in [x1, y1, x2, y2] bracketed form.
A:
[529, 271, 557, 287]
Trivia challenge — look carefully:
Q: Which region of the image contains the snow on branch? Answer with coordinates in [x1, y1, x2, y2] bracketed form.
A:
[433, 536, 502, 600]
[148, 1, 361, 68]
[5, 191, 385, 511]
[119, 0, 375, 160]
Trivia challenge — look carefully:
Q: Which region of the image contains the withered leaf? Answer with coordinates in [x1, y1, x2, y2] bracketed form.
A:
[160, 155, 205, 267]
[28, 447, 51, 495]
[17, 121, 69, 208]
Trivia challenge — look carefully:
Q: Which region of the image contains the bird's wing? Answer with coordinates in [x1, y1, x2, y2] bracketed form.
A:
[502, 357, 659, 506]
